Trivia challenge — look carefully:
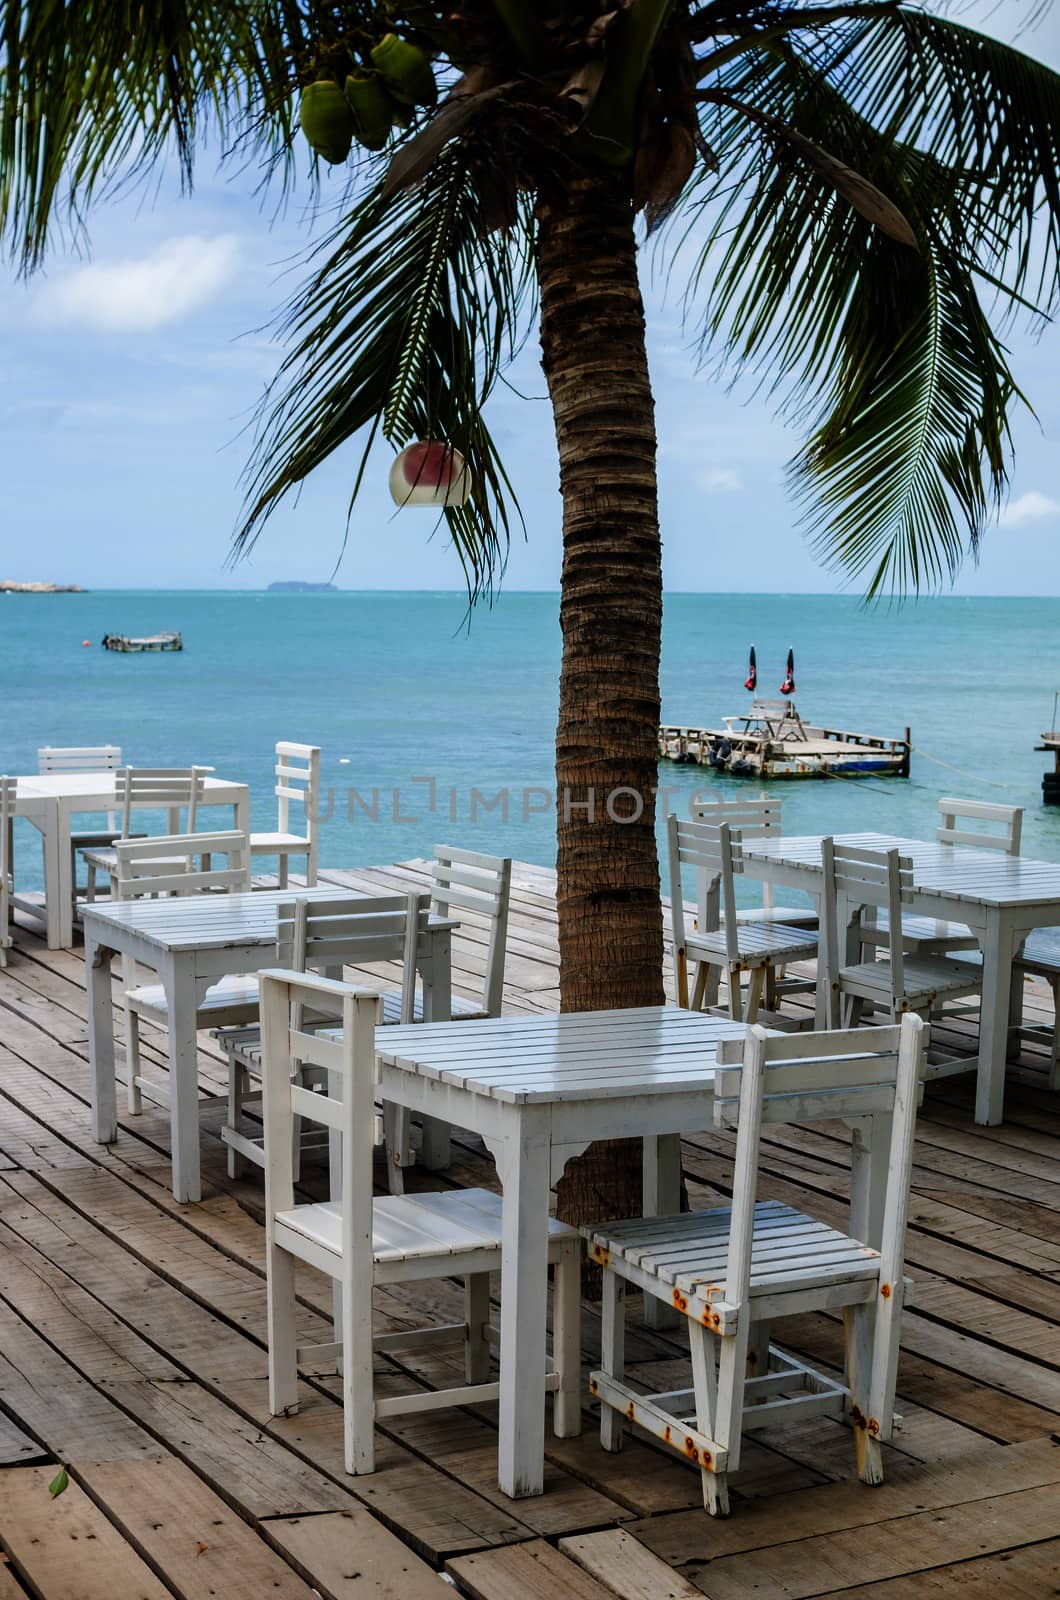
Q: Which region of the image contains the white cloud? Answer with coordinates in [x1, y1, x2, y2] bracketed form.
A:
[34, 235, 240, 332]
[696, 467, 743, 493]
[998, 490, 1060, 527]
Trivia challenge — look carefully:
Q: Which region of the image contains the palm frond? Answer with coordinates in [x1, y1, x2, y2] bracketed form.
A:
[236, 148, 535, 599]
[0, 0, 303, 267]
[670, 13, 1060, 593]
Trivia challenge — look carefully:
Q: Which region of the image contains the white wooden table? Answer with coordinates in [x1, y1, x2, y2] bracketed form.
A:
[83, 890, 455, 1203]
[11, 772, 250, 949]
[375, 1006, 893, 1500]
[741, 831, 1060, 1126]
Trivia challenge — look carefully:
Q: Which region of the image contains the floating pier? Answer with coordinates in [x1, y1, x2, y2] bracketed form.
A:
[659, 698, 910, 780]
[102, 631, 183, 653]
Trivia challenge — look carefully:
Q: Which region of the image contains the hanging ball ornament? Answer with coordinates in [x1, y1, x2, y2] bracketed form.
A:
[388, 441, 471, 507]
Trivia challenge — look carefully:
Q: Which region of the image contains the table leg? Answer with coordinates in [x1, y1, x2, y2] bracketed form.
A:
[642, 1134, 681, 1330]
[976, 912, 1016, 1127]
[420, 934, 452, 1170]
[498, 1113, 551, 1498]
[163, 957, 202, 1203]
[87, 936, 117, 1143]
[54, 802, 75, 949]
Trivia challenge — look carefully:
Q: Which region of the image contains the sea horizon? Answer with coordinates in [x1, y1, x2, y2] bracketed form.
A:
[7, 588, 1060, 894]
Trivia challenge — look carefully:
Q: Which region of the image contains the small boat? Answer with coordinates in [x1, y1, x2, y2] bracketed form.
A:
[102, 631, 183, 653]
[659, 647, 910, 780]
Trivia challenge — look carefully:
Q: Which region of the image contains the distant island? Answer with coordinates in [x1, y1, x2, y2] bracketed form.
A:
[0, 579, 84, 593]
[267, 581, 339, 593]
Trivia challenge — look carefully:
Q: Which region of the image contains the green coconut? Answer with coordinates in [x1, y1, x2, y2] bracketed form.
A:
[344, 72, 396, 150]
[299, 79, 355, 164]
[369, 33, 437, 108]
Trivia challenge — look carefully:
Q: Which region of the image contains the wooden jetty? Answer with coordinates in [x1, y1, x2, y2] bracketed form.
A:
[1, 859, 1059, 1599]
[660, 698, 910, 779]
[1035, 692, 1060, 804]
[102, 630, 183, 652]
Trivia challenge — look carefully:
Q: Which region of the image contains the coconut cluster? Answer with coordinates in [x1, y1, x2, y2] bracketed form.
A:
[299, 34, 437, 163]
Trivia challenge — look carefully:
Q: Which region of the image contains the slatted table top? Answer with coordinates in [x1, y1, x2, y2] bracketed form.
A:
[376, 1006, 746, 1104]
[743, 831, 1060, 909]
[82, 889, 456, 953]
[13, 772, 247, 804]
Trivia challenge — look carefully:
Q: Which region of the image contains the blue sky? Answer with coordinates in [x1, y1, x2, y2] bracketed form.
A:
[1, 1, 1058, 595]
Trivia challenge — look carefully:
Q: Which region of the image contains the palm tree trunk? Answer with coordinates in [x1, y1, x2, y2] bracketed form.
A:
[536, 170, 666, 1228]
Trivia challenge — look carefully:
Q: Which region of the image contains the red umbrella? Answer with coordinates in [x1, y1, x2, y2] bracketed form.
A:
[780, 648, 796, 696]
[744, 645, 757, 693]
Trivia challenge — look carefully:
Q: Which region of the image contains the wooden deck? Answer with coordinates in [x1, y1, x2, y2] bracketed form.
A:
[1, 859, 1058, 1600]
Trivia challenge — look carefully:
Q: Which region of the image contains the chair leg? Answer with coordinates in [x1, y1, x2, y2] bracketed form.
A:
[86, 862, 97, 903]
[122, 956, 142, 1114]
[691, 961, 708, 1012]
[727, 967, 745, 1022]
[464, 1273, 491, 1385]
[553, 1238, 582, 1438]
[382, 1103, 409, 1196]
[226, 1062, 246, 1180]
[340, 1262, 375, 1475]
[266, 1241, 300, 1418]
[745, 967, 766, 1024]
[746, 1321, 770, 1381]
[689, 1321, 729, 1517]
[598, 1269, 626, 1453]
[278, 853, 289, 891]
[1050, 979, 1060, 1092]
[126, 1010, 143, 1114]
[843, 1302, 884, 1486]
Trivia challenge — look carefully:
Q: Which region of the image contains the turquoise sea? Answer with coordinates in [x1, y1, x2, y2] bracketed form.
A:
[5, 590, 1060, 898]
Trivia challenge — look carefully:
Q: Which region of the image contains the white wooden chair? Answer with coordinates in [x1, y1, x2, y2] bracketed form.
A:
[112, 832, 257, 1115]
[588, 1017, 926, 1515]
[689, 797, 816, 929]
[667, 816, 817, 1021]
[260, 968, 582, 1476]
[860, 797, 1023, 955]
[249, 743, 320, 888]
[821, 840, 982, 1075]
[38, 745, 125, 903]
[82, 767, 209, 901]
[0, 776, 14, 968]
[378, 846, 511, 1023]
[1008, 930, 1060, 1091]
[215, 891, 429, 1178]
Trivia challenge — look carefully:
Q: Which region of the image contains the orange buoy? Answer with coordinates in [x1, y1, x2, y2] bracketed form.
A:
[81, 639, 91, 647]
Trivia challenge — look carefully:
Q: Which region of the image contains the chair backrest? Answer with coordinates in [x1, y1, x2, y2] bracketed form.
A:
[38, 745, 123, 774]
[430, 845, 511, 1016]
[276, 892, 428, 1021]
[116, 766, 209, 839]
[667, 815, 744, 965]
[713, 1017, 926, 1306]
[274, 742, 320, 855]
[260, 970, 379, 1273]
[112, 831, 252, 899]
[821, 838, 912, 1007]
[936, 796, 1022, 855]
[0, 775, 14, 894]
[690, 795, 783, 916]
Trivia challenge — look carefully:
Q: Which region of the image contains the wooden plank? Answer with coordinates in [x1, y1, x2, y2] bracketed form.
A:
[0, 1556, 28, 1600]
[0, 1465, 173, 1600]
[830, 1539, 1060, 1599]
[559, 1530, 704, 1599]
[447, 1540, 616, 1600]
[263, 1509, 455, 1599]
[629, 1437, 1060, 1568]
[686, 1482, 1060, 1599]
[76, 1457, 323, 1600]
[0, 1409, 48, 1466]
